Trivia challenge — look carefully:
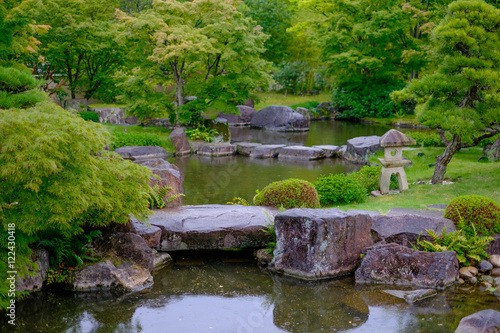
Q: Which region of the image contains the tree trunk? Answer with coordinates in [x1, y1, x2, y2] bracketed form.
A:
[431, 134, 462, 184]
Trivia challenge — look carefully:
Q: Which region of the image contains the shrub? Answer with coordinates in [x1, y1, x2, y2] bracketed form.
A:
[444, 195, 500, 237]
[333, 78, 411, 119]
[79, 111, 99, 122]
[253, 178, 320, 208]
[313, 174, 367, 206]
[110, 132, 163, 150]
[348, 166, 399, 192]
[0, 102, 153, 309]
[185, 126, 219, 142]
[405, 131, 447, 147]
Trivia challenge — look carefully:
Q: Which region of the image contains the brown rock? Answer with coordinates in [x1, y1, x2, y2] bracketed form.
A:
[138, 158, 183, 208]
[111, 232, 154, 270]
[491, 267, 500, 277]
[271, 208, 373, 280]
[459, 266, 478, 279]
[236, 142, 262, 156]
[355, 243, 459, 289]
[169, 127, 190, 156]
[490, 254, 500, 267]
[16, 248, 50, 292]
[488, 235, 500, 255]
[455, 309, 500, 333]
[254, 248, 273, 267]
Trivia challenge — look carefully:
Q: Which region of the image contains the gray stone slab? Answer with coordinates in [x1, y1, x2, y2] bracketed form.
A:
[148, 205, 279, 250]
[387, 208, 445, 219]
[236, 142, 262, 156]
[250, 144, 286, 159]
[196, 143, 237, 157]
[114, 146, 169, 161]
[278, 146, 326, 160]
[427, 204, 447, 210]
[312, 145, 341, 158]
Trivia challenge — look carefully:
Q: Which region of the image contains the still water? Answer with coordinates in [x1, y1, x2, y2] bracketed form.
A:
[170, 120, 393, 205]
[4, 251, 498, 333]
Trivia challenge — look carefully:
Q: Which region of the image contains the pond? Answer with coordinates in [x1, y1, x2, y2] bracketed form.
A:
[169, 120, 393, 205]
[4, 251, 498, 333]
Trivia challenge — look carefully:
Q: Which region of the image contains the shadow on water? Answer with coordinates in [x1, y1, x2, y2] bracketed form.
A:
[2, 251, 499, 333]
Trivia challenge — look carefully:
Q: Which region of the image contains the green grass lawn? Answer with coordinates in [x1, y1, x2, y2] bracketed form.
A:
[254, 92, 330, 111]
[338, 148, 500, 213]
[103, 124, 174, 152]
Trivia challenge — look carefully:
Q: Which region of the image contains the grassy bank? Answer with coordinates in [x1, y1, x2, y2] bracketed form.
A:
[338, 148, 500, 213]
[254, 92, 330, 110]
[103, 124, 174, 153]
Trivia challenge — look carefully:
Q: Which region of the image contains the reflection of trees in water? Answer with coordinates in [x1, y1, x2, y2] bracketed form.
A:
[272, 275, 369, 332]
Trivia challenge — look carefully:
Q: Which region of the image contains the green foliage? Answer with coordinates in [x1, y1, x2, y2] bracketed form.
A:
[406, 131, 447, 147]
[273, 61, 304, 95]
[79, 111, 99, 122]
[333, 78, 410, 119]
[0, 101, 153, 309]
[444, 195, 500, 237]
[39, 230, 102, 285]
[0, 66, 47, 109]
[253, 178, 320, 209]
[227, 197, 251, 206]
[291, 101, 320, 111]
[415, 227, 494, 266]
[260, 207, 285, 254]
[147, 185, 184, 209]
[110, 132, 163, 150]
[314, 173, 367, 206]
[185, 126, 219, 143]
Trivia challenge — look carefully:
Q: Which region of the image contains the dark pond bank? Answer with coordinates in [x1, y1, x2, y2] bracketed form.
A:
[3, 250, 498, 333]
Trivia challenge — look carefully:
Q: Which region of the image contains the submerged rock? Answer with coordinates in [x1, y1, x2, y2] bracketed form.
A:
[270, 208, 373, 280]
[355, 243, 458, 288]
[383, 289, 437, 303]
[455, 309, 500, 333]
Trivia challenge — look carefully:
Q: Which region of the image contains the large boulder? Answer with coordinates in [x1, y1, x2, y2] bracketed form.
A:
[455, 309, 500, 333]
[196, 142, 237, 157]
[278, 146, 326, 160]
[16, 248, 50, 292]
[88, 106, 138, 125]
[111, 232, 154, 270]
[131, 219, 162, 248]
[218, 105, 256, 126]
[270, 208, 373, 280]
[355, 243, 459, 288]
[483, 137, 500, 161]
[317, 102, 334, 118]
[343, 136, 382, 164]
[169, 127, 191, 156]
[249, 144, 285, 158]
[114, 146, 168, 162]
[147, 205, 279, 251]
[71, 259, 153, 292]
[250, 106, 309, 131]
[138, 158, 183, 208]
[371, 214, 457, 247]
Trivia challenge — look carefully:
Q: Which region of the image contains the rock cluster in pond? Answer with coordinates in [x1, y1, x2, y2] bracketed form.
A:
[270, 208, 373, 280]
[250, 106, 309, 131]
[355, 243, 459, 288]
[458, 255, 500, 290]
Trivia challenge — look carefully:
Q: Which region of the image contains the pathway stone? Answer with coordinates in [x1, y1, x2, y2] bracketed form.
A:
[148, 205, 279, 251]
[312, 145, 341, 158]
[250, 144, 286, 158]
[278, 146, 326, 160]
[196, 142, 237, 157]
[114, 146, 168, 161]
[236, 142, 262, 156]
[387, 207, 445, 219]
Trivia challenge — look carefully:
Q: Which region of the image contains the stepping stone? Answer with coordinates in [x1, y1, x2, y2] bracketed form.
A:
[279, 146, 326, 160]
[196, 143, 237, 157]
[114, 146, 168, 161]
[148, 205, 279, 251]
[312, 145, 341, 158]
[427, 204, 447, 210]
[236, 142, 262, 156]
[250, 144, 286, 158]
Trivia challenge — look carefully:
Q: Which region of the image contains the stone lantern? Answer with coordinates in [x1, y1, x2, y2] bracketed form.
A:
[378, 129, 416, 195]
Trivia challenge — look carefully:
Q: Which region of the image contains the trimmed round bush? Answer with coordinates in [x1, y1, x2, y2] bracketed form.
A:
[444, 195, 500, 236]
[313, 174, 367, 206]
[253, 178, 320, 209]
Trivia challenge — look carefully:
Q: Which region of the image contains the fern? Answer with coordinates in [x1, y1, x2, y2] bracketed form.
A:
[227, 197, 250, 206]
[416, 222, 494, 266]
[148, 185, 184, 209]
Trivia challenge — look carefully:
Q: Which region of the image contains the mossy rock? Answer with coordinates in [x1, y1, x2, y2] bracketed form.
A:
[254, 178, 320, 209]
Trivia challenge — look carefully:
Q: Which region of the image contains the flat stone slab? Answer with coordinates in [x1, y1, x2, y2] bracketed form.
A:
[344, 136, 382, 164]
[278, 146, 326, 160]
[114, 146, 168, 161]
[147, 205, 279, 250]
[427, 204, 447, 210]
[383, 289, 437, 303]
[250, 144, 286, 158]
[387, 208, 445, 219]
[312, 145, 341, 158]
[236, 142, 262, 156]
[371, 214, 456, 248]
[196, 143, 237, 157]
